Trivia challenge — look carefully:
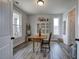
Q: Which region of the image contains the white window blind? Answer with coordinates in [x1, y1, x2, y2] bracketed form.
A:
[13, 11, 22, 38]
[53, 18, 59, 35]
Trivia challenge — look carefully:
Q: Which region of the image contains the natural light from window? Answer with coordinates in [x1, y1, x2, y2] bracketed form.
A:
[53, 18, 59, 35]
[13, 11, 22, 38]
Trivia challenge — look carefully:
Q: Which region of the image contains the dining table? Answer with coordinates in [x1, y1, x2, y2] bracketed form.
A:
[28, 34, 47, 52]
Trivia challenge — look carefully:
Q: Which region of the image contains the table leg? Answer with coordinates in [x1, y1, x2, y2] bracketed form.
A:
[40, 39, 42, 52]
[33, 40, 35, 52]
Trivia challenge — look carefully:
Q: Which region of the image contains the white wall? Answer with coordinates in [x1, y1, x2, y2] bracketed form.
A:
[62, 0, 76, 45]
[13, 5, 29, 47]
[62, 6, 76, 45]
[75, 0, 79, 38]
[76, 0, 79, 59]
[62, 13, 69, 44]
[29, 14, 63, 39]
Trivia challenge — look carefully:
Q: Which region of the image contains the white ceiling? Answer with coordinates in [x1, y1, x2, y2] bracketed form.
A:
[14, 0, 75, 14]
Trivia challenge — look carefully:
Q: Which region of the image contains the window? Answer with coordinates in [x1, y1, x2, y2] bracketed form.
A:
[53, 18, 59, 35]
[13, 11, 22, 38]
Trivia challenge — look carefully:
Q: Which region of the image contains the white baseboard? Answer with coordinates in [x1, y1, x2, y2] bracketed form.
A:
[13, 37, 25, 47]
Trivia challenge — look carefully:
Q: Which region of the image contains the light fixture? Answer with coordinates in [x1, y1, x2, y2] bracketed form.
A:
[37, 0, 44, 6]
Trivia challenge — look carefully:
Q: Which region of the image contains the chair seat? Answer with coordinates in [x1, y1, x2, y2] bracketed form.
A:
[41, 40, 49, 44]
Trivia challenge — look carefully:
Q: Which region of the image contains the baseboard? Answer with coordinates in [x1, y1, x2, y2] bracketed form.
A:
[13, 41, 27, 49]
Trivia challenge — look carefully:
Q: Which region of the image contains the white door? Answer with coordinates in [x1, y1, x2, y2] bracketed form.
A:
[0, 0, 13, 59]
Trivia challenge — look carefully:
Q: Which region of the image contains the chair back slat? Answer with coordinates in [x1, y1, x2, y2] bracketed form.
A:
[48, 32, 52, 43]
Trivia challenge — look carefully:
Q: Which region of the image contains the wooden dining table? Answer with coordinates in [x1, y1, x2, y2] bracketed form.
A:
[28, 34, 47, 52]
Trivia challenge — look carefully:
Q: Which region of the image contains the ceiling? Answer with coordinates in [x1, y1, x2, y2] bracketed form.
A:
[13, 0, 75, 14]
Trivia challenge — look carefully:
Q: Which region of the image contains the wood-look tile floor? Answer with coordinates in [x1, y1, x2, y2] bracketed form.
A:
[14, 42, 72, 59]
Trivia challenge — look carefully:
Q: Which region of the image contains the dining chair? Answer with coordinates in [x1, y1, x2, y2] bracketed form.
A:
[40, 32, 52, 52]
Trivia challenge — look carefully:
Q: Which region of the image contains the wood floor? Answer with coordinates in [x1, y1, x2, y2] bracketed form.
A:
[14, 42, 72, 59]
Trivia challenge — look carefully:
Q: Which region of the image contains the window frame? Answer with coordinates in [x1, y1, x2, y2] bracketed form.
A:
[13, 10, 22, 38]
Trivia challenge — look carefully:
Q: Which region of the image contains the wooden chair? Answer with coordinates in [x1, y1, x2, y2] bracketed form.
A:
[40, 32, 52, 52]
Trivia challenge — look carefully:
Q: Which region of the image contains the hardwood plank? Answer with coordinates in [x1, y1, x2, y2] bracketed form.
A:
[14, 42, 71, 59]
